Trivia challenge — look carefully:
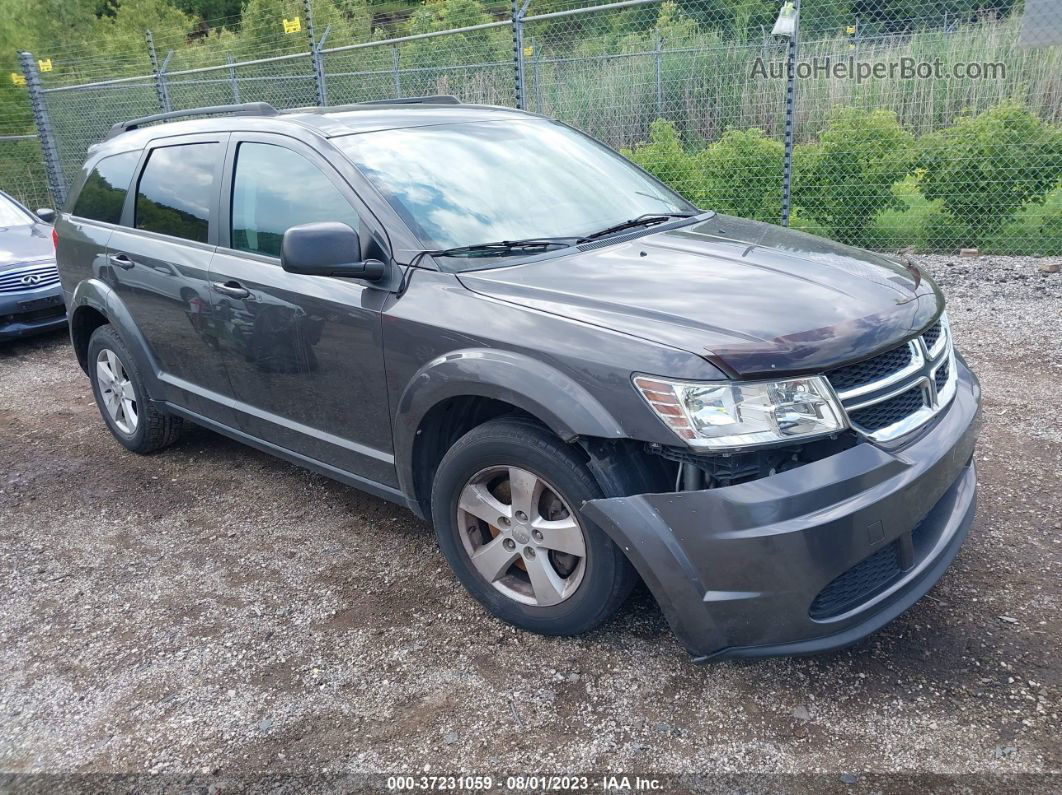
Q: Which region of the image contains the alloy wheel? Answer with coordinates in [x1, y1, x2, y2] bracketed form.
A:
[456, 465, 587, 606]
[95, 348, 138, 435]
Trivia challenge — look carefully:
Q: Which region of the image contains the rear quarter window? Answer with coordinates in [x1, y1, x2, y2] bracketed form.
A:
[70, 151, 140, 224]
[135, 143, 220, 243]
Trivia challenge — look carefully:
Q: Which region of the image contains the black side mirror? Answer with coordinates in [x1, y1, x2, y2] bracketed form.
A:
[280, 222, 386, 281]
[36, 208, 56, 223]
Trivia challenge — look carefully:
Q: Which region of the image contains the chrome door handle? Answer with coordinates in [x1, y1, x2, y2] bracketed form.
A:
[108, 253, 134, 270]
[212, 281, 250, 299]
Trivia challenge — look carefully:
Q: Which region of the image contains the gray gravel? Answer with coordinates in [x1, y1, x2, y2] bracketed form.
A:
[0, 255, 1059, 779]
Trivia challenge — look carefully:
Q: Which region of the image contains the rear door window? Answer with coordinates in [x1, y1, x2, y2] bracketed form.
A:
[134, 143, 220, 243]
[230, 142, 362, 257]
[71, 151, 140, 224]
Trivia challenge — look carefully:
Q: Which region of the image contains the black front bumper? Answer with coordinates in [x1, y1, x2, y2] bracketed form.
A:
[582, 360, 982, 660]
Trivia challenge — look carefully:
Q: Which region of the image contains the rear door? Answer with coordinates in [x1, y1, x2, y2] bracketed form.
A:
[105, 133, 235, 423]
[207, 134, 395, 485]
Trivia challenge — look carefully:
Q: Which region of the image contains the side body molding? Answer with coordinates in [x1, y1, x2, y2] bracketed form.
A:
[392, 348, 627, 503]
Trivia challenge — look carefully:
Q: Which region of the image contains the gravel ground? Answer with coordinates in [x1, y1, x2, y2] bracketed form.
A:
[0, 255, 1059, 784]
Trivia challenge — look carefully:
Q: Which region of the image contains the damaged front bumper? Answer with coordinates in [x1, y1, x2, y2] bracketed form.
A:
[582, 360, 982, 661]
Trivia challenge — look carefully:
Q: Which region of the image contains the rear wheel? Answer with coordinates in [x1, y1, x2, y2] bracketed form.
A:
[431, 418, 637, 636]
[87, 325, 183, 453]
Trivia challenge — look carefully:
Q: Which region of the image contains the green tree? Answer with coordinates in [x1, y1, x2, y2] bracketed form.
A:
[918, 103, 1062, 247]
[793, 108, 914, 246]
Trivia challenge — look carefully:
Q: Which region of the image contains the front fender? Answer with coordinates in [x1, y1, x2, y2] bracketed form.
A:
[70, 278, 163, 395]
[393, 348, 626, 501]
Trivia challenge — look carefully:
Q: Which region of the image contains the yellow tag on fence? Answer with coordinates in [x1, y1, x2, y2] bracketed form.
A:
[10, 72, 25, 86]
[38, 58, 53, 72]
[523, 45, 533, 58]
[846, 25, 856, 34]
[283, 17, 301, 34]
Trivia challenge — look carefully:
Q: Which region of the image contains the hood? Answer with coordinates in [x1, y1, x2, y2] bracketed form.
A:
[457, 214, 942, 378]
[0, 223, 55, 271]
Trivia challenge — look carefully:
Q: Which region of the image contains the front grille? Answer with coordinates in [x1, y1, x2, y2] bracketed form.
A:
[1, 304, 65, 324]
[809, 542, 902, 620]
[934, 359, 950, 392]
[922, 320, 943, 351]
[0, 262, 60, 293]
[848, 385, 927, 432]
[826, 344, 912, 392]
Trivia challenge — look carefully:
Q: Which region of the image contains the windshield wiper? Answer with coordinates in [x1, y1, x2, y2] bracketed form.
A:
[578, 212, 699, 242]
[432, 237, 578, 258]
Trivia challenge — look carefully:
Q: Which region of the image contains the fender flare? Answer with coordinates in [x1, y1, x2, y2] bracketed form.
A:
[69, 279, 163, 395]
[393, 348, 627, 502]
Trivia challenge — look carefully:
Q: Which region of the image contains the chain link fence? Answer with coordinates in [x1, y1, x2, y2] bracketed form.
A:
[5, 0, 1062, 254]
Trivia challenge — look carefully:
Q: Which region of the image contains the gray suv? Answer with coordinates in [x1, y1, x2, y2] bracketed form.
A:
[55, 99, 981, 661]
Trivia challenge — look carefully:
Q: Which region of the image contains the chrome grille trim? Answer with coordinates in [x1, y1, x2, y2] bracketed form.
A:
[0, 261, 60, 293]
[827, 313, 955, 443]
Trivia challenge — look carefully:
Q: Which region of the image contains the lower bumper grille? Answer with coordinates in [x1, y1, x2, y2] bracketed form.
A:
[809, 542, 902, 620]
[809, 515, 937, 621]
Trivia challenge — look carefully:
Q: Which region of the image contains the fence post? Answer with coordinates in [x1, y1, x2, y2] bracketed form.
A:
[780, 0, 800, 227]
[227, 56, 241, 103]
[653, 30, 664, 118]
[146, 30, 172, 113]
[391, 46, 402, 97]
[303, 0, 328, 106]
[511, 0, 531, 109]
[18, 52, 66, 208]
[531, 36, 542, 112]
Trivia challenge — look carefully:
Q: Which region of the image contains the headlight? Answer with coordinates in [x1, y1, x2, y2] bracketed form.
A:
[633, 374, 847, 449]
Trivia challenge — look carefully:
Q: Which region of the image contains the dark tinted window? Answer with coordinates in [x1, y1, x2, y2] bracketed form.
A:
[135, 143, 219, 243]
[231, 142, 361, 257]
[71, 151, 139, 224]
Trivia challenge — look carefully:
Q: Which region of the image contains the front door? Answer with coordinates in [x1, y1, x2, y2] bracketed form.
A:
[207, 136, 395, 486]
[106, 134, 235, 423]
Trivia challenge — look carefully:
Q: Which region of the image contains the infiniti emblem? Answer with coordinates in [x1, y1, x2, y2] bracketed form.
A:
[20, 273, 44, 285]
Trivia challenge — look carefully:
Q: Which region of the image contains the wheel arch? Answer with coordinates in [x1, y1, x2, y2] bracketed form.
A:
[394, 349, 627, 518]
[68, 279, 162, 394]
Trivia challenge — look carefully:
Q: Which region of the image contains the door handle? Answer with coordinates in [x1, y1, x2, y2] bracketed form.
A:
[212, 280, 250, 299]
[108, 253, 134, 270]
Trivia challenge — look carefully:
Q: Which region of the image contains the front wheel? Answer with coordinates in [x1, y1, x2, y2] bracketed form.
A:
[431, 418, 637, 636]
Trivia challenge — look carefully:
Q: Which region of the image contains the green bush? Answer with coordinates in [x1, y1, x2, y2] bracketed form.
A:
[695, 128, 782, 222]
[621, 119, 703, 204]
[792, 108, 915, 248]
[918, 103, 1062, 248]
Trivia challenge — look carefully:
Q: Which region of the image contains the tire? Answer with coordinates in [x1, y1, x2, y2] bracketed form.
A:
[87, 324, 183, 454]
[431, 418, 637, 636]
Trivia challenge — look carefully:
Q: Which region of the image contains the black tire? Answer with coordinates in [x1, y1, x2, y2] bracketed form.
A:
[431, 418, 637, 636]
[87, 324, 183, 454]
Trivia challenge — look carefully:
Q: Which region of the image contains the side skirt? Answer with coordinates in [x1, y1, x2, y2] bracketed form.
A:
[162, 402, 416, 513]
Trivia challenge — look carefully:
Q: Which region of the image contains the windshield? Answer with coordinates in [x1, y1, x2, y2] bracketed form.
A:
[0, 194, 34, 228]
[335, 119, 696, 269]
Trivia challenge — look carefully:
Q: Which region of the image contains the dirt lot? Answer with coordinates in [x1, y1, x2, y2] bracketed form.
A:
[0, 255, 1059, 783]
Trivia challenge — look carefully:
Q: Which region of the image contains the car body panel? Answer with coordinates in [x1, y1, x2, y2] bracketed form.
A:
[581, 360, 981, 659]
[459, 214, 942, 379]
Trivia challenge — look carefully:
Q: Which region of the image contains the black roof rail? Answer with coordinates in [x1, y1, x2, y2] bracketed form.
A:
[105, 102, 279, 139]
[360, 95, 461, 106]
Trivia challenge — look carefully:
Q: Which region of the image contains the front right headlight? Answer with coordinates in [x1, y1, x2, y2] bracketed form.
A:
[633, 374, 848, 449]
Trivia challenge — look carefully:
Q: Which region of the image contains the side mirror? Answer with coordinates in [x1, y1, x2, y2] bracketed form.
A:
[280, 222, 386, 281]
[36, 208, 56, 223]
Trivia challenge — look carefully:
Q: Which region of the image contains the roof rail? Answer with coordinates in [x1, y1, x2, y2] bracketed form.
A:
[105, 102, 279, 139]
[360, 95, 461, 106]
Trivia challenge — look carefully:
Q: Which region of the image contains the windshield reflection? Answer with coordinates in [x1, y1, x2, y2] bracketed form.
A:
[336, 119, 695, 268]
